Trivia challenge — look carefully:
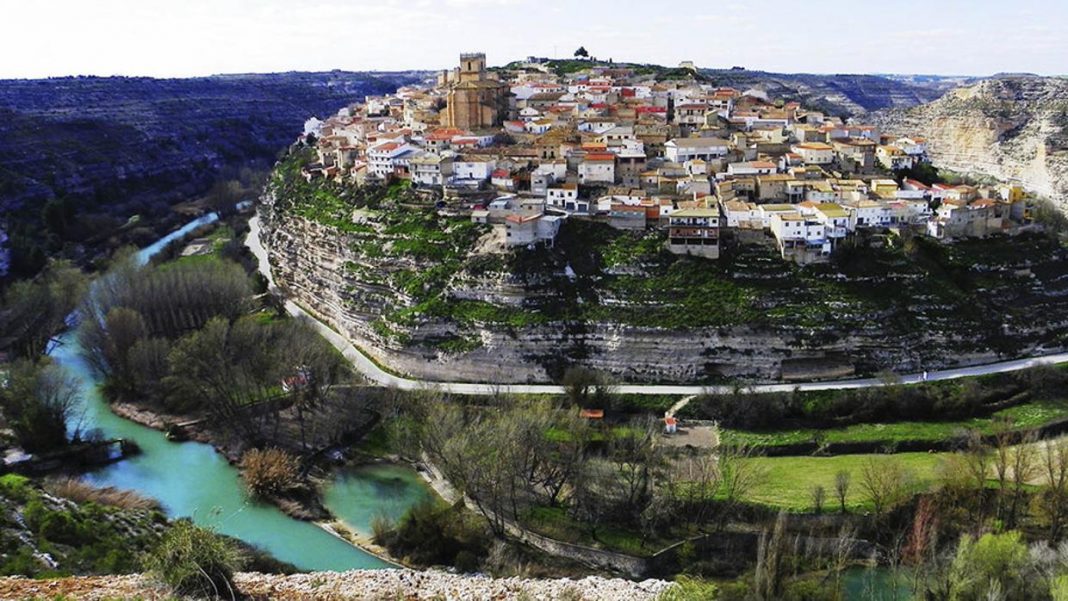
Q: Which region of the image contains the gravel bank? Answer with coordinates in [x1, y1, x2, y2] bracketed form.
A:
[0, 570, 675, 600]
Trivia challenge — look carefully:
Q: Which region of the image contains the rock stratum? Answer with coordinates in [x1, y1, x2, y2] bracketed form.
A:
[260, 157, 1068, 385]
[0, 571, 673, 600]
[873, 76, 1068, 210]
[697, 69, 955, 116]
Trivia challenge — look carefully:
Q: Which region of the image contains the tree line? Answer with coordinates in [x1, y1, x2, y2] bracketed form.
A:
[78, 250, 345, 447]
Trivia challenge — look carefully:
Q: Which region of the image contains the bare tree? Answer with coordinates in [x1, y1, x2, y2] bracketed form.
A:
[860, 457, 913, 518]
[835, 470, 851, 513]
[606, 418, 663, 518]
[282, 318, 346, 450]
[811, 485, 826, 515]
[561, 367, 611, 408]
[166, 317, 287, 440]
[1007, 433, 1039, 528]
[1037, 439, 1068, 541]
[753, 512, 797, 600]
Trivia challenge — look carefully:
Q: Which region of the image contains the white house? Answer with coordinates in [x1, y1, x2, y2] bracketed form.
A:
[547, 183, 579, 209]
[791, 143, 834, 165]
[893, 137, 928, 156]
[451, 156, 496, 184]
[721, 199, 761, 228]
[578, 153, 616, 185]
[842, 200, 891, 230]
[727, 161, 776, 177]
[664, 137, 731, 163]
[525, 119, 554, 135]
[368, 142, 416, 178]
[770, 211, 831, 262]
[409, 152, 453, 187]
[505, 213, 563, 247]
[813, 203, 850, 244]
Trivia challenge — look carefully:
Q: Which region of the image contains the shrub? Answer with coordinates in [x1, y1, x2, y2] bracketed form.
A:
[0, 474, 32, 502]
[37, 511, 79, 545]
[370, 512, 395, 546]
[239, 448, 300, 498]
[144, 520, 245, 598]
[659, 576, 720, 601]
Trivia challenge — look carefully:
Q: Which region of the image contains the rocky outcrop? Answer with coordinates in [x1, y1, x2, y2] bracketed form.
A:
[0, 571, 675, 600]
[872, 76, 1068, 210]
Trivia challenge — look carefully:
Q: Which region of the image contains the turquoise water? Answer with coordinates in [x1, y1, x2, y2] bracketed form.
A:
[46, 214, 429, 571]
[323, 464, 434, 536]
[842, 566, 913, 600]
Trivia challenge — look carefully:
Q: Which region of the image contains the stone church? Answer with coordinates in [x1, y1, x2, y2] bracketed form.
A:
[442, 53, 511, 130]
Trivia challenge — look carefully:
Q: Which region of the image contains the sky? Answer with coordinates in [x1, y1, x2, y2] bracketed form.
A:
[1, 0, 1065, 79]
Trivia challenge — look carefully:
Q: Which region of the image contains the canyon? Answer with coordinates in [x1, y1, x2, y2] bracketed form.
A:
[873, 76, 1068, 210]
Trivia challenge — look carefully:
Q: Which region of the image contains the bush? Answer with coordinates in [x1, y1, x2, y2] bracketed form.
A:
[659, 576, 720, 601]
[375, 499, 490, 570]
[239, 448, 300, 498]
[37, 511, 79, 545]
[144, 520, 245, 598]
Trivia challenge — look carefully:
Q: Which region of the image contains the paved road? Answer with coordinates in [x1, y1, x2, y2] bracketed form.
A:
[247, 216, 1068, 397]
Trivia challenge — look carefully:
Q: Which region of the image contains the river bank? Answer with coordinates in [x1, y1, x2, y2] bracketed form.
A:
[42, 213, 430, 572]
[109, 392, 430, 568]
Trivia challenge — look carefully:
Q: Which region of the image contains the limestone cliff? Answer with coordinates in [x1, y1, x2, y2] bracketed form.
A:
[873, 76, 1068, 210]
[260, 157, 1068, 385]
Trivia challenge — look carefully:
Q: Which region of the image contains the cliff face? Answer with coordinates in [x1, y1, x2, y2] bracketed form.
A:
[0, 71, 426, 278]
[872, 76, 1068, 210]
[261, 168, 1068, 385]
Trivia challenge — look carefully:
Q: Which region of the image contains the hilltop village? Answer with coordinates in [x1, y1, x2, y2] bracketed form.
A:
[303, 53, 1035, 265]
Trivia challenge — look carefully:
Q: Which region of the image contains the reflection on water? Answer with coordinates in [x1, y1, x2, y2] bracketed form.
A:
[323, 464, 434, 536]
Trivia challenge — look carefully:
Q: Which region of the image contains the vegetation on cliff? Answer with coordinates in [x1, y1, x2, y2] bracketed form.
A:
[0, 474, 166, 577]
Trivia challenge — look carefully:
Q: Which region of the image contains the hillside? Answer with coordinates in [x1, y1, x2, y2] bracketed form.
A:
[696, 69, 949, 116]
[872, 76, 1068, 210]
[0, 71, 425, 278]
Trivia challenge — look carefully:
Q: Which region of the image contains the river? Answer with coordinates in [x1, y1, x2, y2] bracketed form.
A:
[47, 214, 430, 571]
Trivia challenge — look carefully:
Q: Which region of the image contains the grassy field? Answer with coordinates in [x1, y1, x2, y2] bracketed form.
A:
[741, 452, 947, 512]
[523, 505, 671, 557]
[720, 399, 1068, 448]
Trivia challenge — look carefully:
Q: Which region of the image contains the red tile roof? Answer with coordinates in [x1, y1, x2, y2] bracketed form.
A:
[584, 153, 616, 161]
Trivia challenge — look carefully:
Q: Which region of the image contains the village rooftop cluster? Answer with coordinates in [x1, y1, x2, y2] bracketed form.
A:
[304, 53, 1035, 264]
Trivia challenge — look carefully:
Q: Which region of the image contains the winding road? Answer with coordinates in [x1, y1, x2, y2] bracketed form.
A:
[246, 216, 1068, 397]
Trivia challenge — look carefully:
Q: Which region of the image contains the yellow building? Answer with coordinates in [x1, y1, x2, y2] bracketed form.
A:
[443, 53, 510, 130]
